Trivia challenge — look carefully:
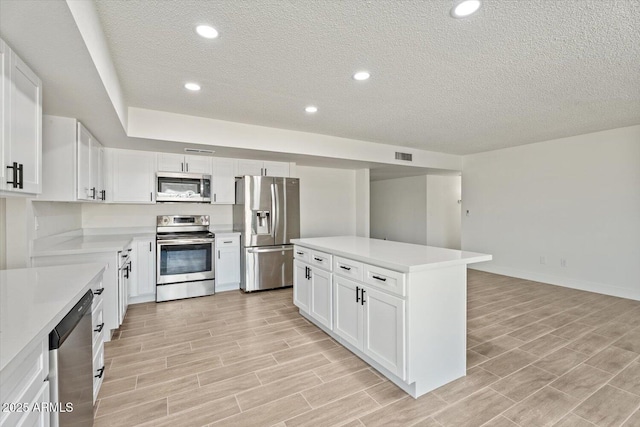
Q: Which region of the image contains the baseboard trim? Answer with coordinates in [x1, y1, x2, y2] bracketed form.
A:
[469, 264, 640, 301]
[129, 294, 156, 304]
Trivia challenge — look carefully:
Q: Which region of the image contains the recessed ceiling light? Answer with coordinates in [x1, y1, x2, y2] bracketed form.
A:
[195, 25, 219, 39]
[305, 106, 318, 113]
[184, 82, 201, 91]
[353, 71, 370, 81]
[451, 0, 481, 18]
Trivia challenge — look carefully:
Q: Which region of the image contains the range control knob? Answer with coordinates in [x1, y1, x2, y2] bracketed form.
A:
[200, 216, 207, 224]
[162, 217, 170, 225]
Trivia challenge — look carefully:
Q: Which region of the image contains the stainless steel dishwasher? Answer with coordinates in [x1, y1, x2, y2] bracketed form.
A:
[49, 289, 94, 427]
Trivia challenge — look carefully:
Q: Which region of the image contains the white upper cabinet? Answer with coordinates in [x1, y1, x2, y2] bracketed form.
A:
[157, 153, 211, 174]
[1, 38, 42, 195]
[41, 116, 105, 202]
[108, 149, 156, 203]
[211, 157, 236, 204]
[236, 159, 290, 177]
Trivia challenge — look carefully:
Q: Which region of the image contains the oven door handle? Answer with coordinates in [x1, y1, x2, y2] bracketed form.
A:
[157, 239, 215, 245]
[247, 246, 293, 254]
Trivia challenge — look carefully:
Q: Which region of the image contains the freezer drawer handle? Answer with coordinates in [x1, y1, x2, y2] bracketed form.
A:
[372, 275, 387, 282]
[340, 265, 352, 271]
[247, 246, 294, 254]
[94, 323, 104, 333]
[94, 288, 104, 295]
[95, 367, 105, 379]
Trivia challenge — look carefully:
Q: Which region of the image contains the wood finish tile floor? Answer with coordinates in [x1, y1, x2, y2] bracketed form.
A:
[95, 271, 640, 427]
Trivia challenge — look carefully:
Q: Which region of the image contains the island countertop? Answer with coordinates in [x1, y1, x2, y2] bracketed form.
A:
[291, 236, 491, 273]
[0, 263, 106, 372]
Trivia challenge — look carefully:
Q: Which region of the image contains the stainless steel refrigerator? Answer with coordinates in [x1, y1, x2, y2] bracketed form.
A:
[233, 176, 300, 292]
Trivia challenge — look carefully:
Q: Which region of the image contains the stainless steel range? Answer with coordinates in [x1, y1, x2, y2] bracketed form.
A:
[156, 215, 215, 302]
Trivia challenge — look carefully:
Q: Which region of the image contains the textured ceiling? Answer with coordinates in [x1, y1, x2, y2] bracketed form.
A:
[94, 0, 640, 155]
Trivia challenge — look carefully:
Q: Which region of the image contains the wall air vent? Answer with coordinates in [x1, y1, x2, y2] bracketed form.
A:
[184, 148, 215, 154]
[395, 152, 413, 161]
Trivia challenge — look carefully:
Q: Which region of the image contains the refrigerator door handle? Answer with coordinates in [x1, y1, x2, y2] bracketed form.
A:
[270, 183, 277, 238]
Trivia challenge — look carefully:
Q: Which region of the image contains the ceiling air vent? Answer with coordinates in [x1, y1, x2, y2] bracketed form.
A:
[184, 148, 215, 154]
[395, 152, 413, 161]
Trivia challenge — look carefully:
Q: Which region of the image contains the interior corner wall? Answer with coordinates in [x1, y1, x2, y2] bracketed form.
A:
[295, 165, 356, 238]
[355, 169, 370, 238]
[426, 175, 462, 250]
[4, 198, 33, 269]
[32, 201, 83, 239]
[461, 125, 640, 300]
[370, 176, 428, 245]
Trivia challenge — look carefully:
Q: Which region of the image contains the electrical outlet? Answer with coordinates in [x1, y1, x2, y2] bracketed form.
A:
[561, 258, 567, 268]
[540, 256, 546, 265]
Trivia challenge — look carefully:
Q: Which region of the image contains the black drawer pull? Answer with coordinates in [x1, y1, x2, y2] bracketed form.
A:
[95, 367, 105, 379]
[94, 323, 104, 333]
[314, 257, 323, 262]
[340, 265, 352, 271]
[372, 275, 387, 282]
[296, 252, 305, 255]
[223, 240, 233, 243]
[356, 286, 360, 303]
[94, 288, 104, 295]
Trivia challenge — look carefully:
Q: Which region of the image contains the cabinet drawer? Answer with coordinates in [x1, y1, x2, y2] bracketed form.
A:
[363, 264, 406, 297]
[92, 281, 105, 311]
[293, 246, 311, 263]
[93, 341, 105, 403]
[92, 298, 104, 348]
[310, 250, 332, 271]
[334, 256, 364, 282]
[216, 237, 239, 247]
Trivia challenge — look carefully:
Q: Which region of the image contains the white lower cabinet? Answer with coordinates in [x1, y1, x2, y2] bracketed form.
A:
[0, 339, 49, 427]
[333, 276, 363, 349]
[130, 238, 156, 303]
[214, 234, 240, 292]
[293, 258, 332, 330]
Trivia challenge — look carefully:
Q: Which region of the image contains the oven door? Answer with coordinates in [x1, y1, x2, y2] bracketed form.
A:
[157, 239, 215, 285]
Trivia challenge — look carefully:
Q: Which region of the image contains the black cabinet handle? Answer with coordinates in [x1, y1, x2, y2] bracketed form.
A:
[150, 192, 153, 201]
[17, 163, 23, 189]
[95, 367, 105, 379]
[129, 260, 133, 272]
[296, 252, 304, 256]
[149, 242, 152, 251]
[94, 288, 104, 295]
[100, 189, 106, 200]
[340, 265, 352, 271]
[361, 289, 366, 305]
[124, 266, 129, 278]
[356, 286, 360, 303]
[214, 194, 217, 202]
[6, 162, 18, 188]
[94, 323, 104, 332]
[218, 250, 220, 259]
[372, 275, 387, 282]
[314, 257, 323, 262]
[91, 187, 96, 199]
[223, 240, 232, 243]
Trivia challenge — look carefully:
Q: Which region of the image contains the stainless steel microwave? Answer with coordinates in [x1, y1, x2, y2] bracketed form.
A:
[156, 172, 211, 203]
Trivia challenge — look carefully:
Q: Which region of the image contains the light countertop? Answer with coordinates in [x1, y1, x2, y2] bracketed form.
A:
[291, 236, 492, 273]
[0, 263, 106, 372]
[32, 233, 156, 257]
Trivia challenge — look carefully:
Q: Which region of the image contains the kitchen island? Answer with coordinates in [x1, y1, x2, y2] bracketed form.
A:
[291, 236, 491, 398]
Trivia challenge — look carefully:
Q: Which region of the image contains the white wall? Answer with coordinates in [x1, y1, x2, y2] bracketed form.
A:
[370, 176, 428, 245]
[355, 169, 370, 238]
[32, 201, 82, 239]
[462, 125, 640, 300]
[82, 203, 232, 229]
[426, 175, 461, 250]
[295, 166, 356, 238]
[0, 198, 6, 269]
[4, 198, 34, 269]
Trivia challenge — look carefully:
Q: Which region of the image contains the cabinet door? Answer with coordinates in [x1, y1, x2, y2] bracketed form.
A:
[185, 155, 211, 174]
[91, 140, 104, 201]
[111, 149, 156, 203]
[236, 159, 263, 176]
[293, 260, 311, 313]
[76, 123, 92, 200]
[157, 153, 184, 172]
[333, 276, 363, 349]
[217, 246, 240, 287]
[263, 161, 289, 177]
[134, 239, 156, 296]
[16, 382, 50, 427]
[363, 286, 406, 379]
[4, 48, 42, 194]
[211, 157, 236, 204]
[0, 40, 7, 189]
[310, 267, 332, 330]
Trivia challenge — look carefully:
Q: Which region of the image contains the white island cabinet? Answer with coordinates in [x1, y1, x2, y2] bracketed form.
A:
[291, 236, 491, 398]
